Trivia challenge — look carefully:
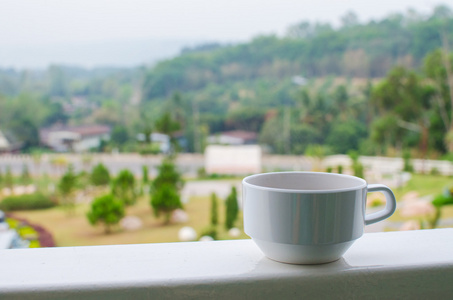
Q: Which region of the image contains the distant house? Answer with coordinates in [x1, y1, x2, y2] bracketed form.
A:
[0, 130, 22, 153]
[40, 125, 110, 152]
[207, 130, 258, 145]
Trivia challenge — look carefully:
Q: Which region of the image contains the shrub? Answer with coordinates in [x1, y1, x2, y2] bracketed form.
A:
[210, 193, 219, 226]
[111, 169, 136, 206]
[0, 193, 55, 211]
[225, 187, 239, 229]
[403, 150, 414, 172]
[430, 167, 440, 176]
[90, 163, 110, 186]
[142, 165, 149, 184]
[87, 194, 125, 234]
[138, 144, 161, 155]
[150, 158, 184, 224]
[18, 226, 39, 240]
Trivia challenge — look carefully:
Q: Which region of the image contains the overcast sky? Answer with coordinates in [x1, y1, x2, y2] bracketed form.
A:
[1, 0, 452, 68]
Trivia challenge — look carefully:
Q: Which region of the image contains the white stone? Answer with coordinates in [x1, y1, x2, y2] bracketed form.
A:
[228, 227, 241, 238]
[171, 209, 189, 223]
[120, 216, 143, 231]
[178, 226, 197, 242]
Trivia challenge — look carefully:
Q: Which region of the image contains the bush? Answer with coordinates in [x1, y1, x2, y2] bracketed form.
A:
[403, 150, 414, 172]
[430, 167, 440, 176]
[225, 187, 239, 229]
[0, 193, 55, 211]
[90, 163, 110, 186]
[111, 169, 136, 206]
[138, 144, 161, 155]
[87, 194, 125, 234]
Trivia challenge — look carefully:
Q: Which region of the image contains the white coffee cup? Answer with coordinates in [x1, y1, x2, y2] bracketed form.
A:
[242, 172, 396, 264]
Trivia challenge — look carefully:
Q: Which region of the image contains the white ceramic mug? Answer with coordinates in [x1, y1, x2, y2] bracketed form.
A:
[242, 172, 396, 264]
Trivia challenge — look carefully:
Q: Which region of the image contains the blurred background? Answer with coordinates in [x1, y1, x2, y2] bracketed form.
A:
[1, 0, 453, 249]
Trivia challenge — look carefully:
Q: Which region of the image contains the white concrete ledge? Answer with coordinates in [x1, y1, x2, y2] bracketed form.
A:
[1, 229, 453, 299]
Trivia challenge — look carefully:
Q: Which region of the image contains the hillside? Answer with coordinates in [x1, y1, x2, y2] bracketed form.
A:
[0, 5, 452, 157]
[142, 6, 453, 99]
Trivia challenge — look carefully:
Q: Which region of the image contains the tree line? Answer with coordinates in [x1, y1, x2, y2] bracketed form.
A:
[0, 5, 452, 158]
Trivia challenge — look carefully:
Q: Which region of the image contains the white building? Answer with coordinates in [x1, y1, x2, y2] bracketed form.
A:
[0, 130, 10, 152]
[204, 145, 262, 175]
[40, 125, 110, 152]
[0, 130, 22, 153]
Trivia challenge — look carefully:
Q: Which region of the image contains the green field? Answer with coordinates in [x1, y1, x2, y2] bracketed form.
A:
[384, 174, 453, 226]
[9, 174, 453, 247]
[13, 195, 248, 247]
[392, 174, 453, 201]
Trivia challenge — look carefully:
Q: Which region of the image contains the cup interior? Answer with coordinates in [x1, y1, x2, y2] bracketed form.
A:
[243, 172, 366, 193]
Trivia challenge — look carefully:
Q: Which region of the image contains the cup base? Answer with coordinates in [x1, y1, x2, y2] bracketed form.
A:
[252, 238, 356, 265]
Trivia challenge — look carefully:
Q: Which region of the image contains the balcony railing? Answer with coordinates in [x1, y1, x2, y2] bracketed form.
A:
[1, 228, 452, 299]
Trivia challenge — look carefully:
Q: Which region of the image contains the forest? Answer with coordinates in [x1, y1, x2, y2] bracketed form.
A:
[0, 5, 453, 159]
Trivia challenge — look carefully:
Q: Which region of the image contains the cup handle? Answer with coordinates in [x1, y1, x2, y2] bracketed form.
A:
[365, 184, 397, 225]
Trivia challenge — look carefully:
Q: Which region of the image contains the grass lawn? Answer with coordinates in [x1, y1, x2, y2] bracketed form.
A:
[392, 174, 453, 201]
[386, 174, 453, 223]
[11, 173, 453, 247]
[13, 195, 248, 247]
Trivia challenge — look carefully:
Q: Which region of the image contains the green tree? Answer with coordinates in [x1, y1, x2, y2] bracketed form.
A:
[0, 94, 46, 150]
[424, 49, 453, 152]
[403, 150, 414, 172]
[90, 163, 110, 186]
[430, 187, 453, 228]
[225, 186, 239, 229]
[155, 112, 181, 136]
[210, 192, 219, 226]
[21, 164, 31, 184]
[305, 144, 330, 171]
[348, 151, 364, 179]
[111, 170, 136, 206]
[142, 165, 149, 184]
[87, 194, 125, 234]
[370, 66, 436, 157]
[150, 158, 184, 224]
[326, 120, 367, 154]
[58, 165, 78, 212]
[4, 166, 13, 188]
[111, 125, 130, 146]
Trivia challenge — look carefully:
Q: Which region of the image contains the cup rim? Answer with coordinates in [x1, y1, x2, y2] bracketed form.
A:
[242, 171, 367, 194]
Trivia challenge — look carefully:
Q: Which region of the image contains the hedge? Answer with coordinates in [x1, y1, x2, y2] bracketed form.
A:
[0, 193, 55, 211]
